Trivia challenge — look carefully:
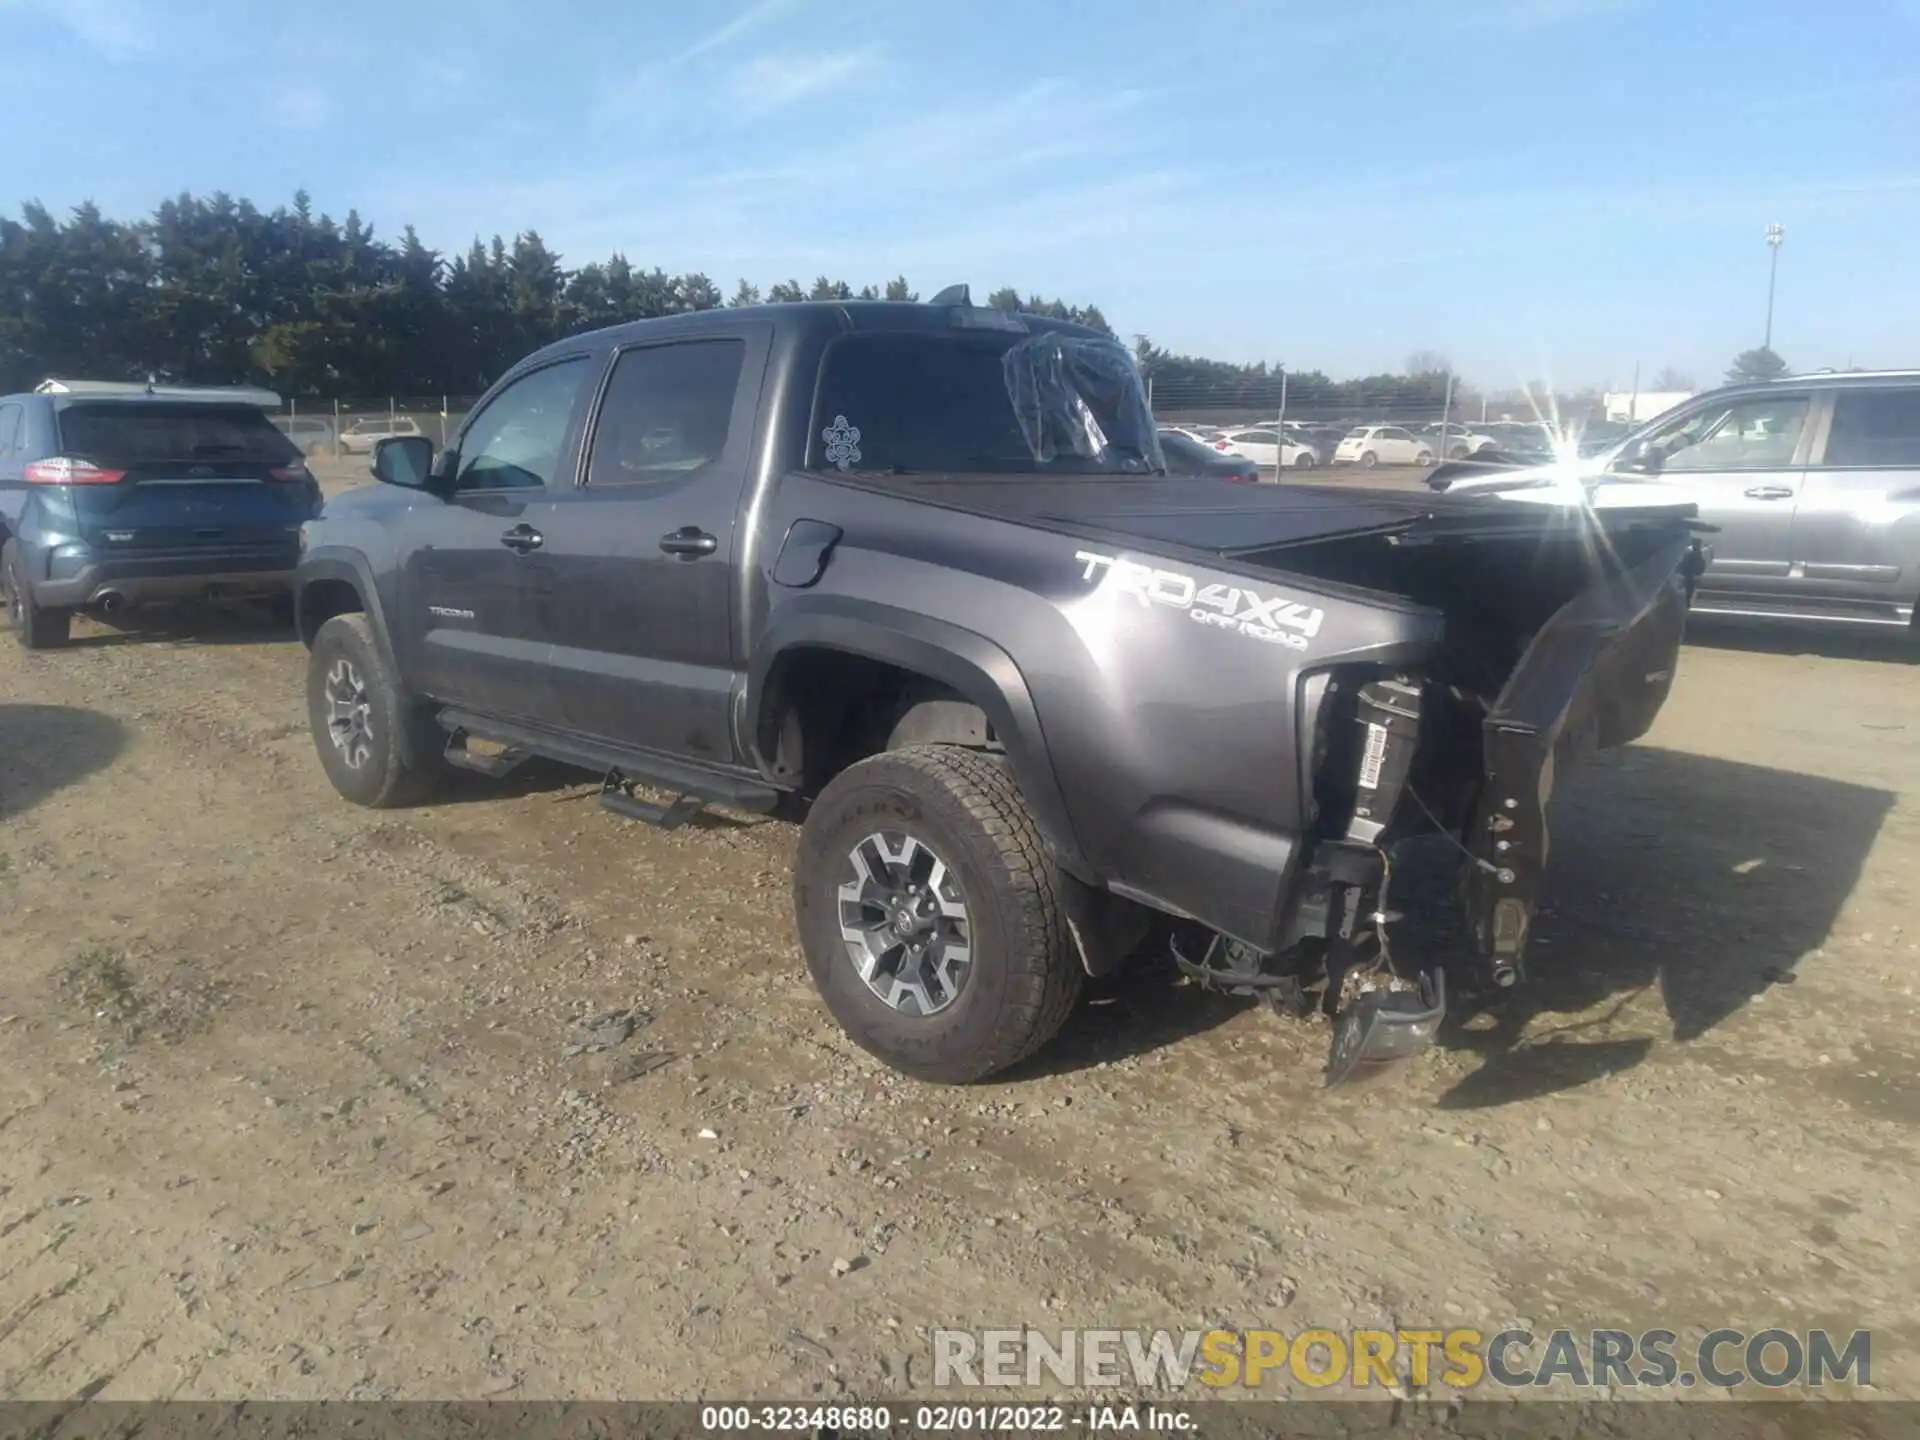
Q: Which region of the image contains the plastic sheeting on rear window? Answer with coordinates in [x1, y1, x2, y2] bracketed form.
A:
[808, 330, 1163, 476]
[1001, 332, 1163, 470]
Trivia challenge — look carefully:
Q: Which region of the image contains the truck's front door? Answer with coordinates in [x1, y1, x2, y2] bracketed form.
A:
[396, 355, 597, 721]
[1610, 389, 1813, 599]
[535, 329, 768, 761]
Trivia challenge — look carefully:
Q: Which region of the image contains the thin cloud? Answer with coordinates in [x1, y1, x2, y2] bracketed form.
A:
[595, 0, 800, 125]
[727, 44, 884, 118]
[680, 0, 793, 63]
[1, 0, 158, 59]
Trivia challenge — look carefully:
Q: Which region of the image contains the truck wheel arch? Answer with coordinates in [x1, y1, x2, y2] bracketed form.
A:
[748, 605, 1092, 882]
[295, 551, 397, 672]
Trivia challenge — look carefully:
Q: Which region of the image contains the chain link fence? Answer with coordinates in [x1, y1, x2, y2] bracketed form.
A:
[269, 397, 480, 459]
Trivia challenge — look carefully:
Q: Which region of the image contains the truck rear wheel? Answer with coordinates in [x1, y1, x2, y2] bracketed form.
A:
[306, 613, 441, 808]
[795, 745, 1082, 1083]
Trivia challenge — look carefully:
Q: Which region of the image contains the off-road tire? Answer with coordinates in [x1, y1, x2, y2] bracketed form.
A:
[2, 541, 71, 650]
[307, 613, 441, 808]
[795, 745, 1083, 1083]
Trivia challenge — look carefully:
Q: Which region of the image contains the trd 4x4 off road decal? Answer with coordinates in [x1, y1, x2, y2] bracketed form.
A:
[1073, 550, 1325, 651]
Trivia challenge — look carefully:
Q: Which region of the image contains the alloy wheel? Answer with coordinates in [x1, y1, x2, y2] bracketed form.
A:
[324, 656, 376, 770]
[837, 831, 972, 1015]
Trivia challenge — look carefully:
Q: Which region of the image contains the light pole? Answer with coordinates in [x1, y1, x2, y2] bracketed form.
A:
[1764, 222, 1785, 351]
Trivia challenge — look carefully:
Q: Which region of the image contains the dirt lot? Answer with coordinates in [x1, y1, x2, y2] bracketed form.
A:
[2, 478, 1918, 1403]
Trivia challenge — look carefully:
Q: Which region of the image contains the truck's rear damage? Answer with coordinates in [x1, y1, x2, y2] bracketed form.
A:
[1173, 503, 1705, 1085]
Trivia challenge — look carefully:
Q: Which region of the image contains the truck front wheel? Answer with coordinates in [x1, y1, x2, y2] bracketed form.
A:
[306, 613, 442, 808]
[795, 745, 1082, 1083]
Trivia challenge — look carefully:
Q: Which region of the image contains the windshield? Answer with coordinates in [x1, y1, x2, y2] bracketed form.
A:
[809, 330, 1163, 475]
[56, 403, 298, 464]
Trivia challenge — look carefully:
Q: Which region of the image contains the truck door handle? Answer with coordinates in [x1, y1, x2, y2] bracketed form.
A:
[500, 524, 544, 552]
[659, 527, 718, 558]
[1743, 485, 1795, 501]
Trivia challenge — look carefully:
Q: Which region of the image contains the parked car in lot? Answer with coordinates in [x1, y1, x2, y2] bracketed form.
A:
[1477, 421, 1560, 462]
[1156, 428, 1259, 482]
[293, 290, 1700, 1086]
[1158, 425, 1222, 447]
[1289, 422, 1352, 456]
[338, 416, 425, 454]
[1430, 371, 1920, 633]
[1418, 422, 1498, 459]
[1, 379, 320, 648]
[1332, 425, 1435, 468]
[1215, 426, 1319, 469]
[272, 415, 338, 457]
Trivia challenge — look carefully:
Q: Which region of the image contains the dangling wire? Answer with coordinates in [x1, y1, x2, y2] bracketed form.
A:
[1356, 845, 1398, 977]
[1406, 786, 1503, 876]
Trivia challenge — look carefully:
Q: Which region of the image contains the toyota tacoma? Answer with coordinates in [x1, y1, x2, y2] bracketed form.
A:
[293, 288, 1703, 1084]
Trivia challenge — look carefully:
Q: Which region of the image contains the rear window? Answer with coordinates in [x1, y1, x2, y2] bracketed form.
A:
[809, 330, 1161, 476]
[1823, 388, 1920, 467]
[56, 403, 298, 464]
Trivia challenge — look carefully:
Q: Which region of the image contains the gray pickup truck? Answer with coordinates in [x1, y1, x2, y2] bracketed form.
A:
[294, 289, 1703, 1084]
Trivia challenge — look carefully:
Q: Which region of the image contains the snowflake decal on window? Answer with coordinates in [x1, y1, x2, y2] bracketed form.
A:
[821, 414, 862, 470]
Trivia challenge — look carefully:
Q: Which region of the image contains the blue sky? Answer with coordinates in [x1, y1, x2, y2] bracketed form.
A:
[2, 0, 1917, 387]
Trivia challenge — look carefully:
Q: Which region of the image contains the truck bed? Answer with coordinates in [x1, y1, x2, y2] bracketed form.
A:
[839, 472, 1695, 568]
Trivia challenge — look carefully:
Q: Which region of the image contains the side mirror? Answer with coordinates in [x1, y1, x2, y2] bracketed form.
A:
[372, 435, 434, 488]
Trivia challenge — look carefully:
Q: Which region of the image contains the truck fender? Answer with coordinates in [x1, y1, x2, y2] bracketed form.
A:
[296, 548, 399, 673]
[748, 600, 1093, 882]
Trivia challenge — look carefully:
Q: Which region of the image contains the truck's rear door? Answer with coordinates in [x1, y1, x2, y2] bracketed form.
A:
[536, 330, 766, 761]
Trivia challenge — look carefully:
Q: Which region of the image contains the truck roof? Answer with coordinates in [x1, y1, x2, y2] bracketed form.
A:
[519, 297, 1112, 370]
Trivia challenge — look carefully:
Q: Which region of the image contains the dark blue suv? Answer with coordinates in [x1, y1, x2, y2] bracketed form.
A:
[0, 380, 322, 648]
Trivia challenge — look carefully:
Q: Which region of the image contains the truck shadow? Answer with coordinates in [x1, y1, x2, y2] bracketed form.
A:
[1009, 742, 1891, 1095]
[1001, 962, 1255, 1083]
[1684, 617, 1918, 665]
[0, 703, 129, 818]
[1413, 744, 1894, 1108]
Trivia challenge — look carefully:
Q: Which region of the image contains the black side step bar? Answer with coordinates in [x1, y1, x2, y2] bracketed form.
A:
[443, 733, 529, 778]
[599, 773, 709, 831]
[436, 709, 781, 825]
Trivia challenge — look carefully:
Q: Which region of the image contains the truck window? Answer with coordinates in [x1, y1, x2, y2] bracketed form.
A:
[586, 340, 745, 487]
[454, 357, 592, 493]
[809, 330, 1161, 476]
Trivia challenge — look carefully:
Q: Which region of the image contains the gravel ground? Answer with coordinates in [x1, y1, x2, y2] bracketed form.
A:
[1, 498, 1917, 1405]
